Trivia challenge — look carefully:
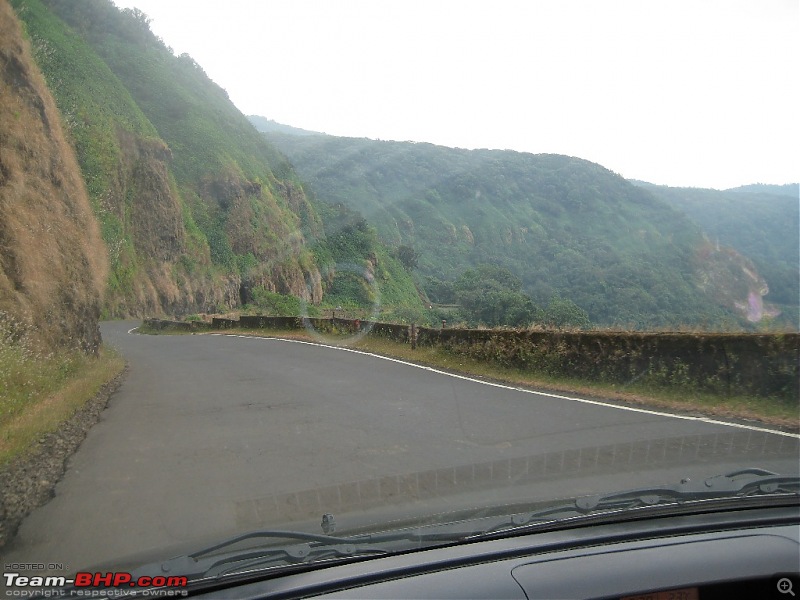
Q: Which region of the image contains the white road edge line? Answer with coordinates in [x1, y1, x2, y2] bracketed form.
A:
[199, 332, 800, 440]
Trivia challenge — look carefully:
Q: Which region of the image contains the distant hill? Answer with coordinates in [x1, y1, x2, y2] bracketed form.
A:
[726, 183, 799, 197]
[632, 182, 799, 316]
[255, 124, 770, 329]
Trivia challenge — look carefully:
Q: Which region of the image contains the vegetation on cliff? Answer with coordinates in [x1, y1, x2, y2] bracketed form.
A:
[10, 0, 328, 317]
[3, 0, 430, 330]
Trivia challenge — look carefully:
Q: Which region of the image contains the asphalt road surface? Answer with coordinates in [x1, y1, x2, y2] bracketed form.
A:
[3, 321, 798, 572]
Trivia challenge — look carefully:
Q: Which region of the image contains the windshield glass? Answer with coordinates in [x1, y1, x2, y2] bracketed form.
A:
[1, 0, 797, 593]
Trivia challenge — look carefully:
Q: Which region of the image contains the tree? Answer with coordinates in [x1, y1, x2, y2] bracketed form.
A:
[396, 245, 418, 272]
[453, 265, 537, 327]
[422, 275, 456, 304]
[542, 296, 591, 329]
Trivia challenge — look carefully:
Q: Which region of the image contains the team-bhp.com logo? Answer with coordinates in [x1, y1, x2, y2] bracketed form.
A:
[4, 571, 188, 596]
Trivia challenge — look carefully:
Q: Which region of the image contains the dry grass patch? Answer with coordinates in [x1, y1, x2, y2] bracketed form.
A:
[0, 345, 124, 466]
[1, 0, 107, 353]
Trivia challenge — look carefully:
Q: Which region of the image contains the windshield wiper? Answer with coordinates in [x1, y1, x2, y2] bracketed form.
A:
[147, 469, 797, 580]
[74, 468, 797, 595]
[470, 468, 799, 538]
[129, 526, 471, 585]
[576, 468, 799, 511]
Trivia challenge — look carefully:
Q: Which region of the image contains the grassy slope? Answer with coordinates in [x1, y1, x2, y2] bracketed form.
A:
[309, 199, 428, 321]
[43, 0, 324, 291]
[0, 341, 125, 466]
[12, 0, 308, 313]
[1, 0, 107, 352]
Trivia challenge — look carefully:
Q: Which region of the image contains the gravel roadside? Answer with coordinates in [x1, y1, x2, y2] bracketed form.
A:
[0, 366, 127, 550]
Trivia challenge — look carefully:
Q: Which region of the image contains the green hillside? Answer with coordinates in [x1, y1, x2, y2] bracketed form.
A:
[10, 0, 423, 319]
[635, 183, 799, 320]
[256, 128, 766, 329]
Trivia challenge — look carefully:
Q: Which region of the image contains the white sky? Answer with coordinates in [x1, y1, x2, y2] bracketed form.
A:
[110, 0, 799, 190]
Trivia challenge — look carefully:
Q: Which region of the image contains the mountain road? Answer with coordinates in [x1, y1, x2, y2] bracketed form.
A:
[3, 320, 797, 573]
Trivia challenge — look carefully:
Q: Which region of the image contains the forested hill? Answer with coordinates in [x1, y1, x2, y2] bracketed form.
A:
[255, 126, 779, 329]
[634, 182, 799, 319]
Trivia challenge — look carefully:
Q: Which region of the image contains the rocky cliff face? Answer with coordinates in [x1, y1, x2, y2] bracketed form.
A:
[0, 0, 106, 352]
[101, 129, 243, 317]
[90, 119, 322, 318]
[10, 0, 323, 318]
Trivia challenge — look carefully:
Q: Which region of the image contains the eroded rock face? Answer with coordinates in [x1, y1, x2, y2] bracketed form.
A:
[119, 132, 185, 263]
[102, 133, 323, 317]
[101, 129, 195, 318]
[213, 173, 323, 305]
[693, 240, 780, 324]
[0, 0, 106, 353]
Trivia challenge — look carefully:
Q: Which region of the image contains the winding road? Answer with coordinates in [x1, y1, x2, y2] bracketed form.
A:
[3, 321, 797, 572]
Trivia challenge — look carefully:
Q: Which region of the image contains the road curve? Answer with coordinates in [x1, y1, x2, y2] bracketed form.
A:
[3, 321, 797, 572]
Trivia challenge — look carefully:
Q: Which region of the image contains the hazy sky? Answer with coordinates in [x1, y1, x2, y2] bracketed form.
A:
[110, 0, 798, 190]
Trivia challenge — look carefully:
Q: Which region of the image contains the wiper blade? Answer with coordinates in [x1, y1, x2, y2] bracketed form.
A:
[474, 468, 799, 537]
[151, 530, 370, 582]
[140, 527, 469, 583]
[574, 468, 799, 511]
